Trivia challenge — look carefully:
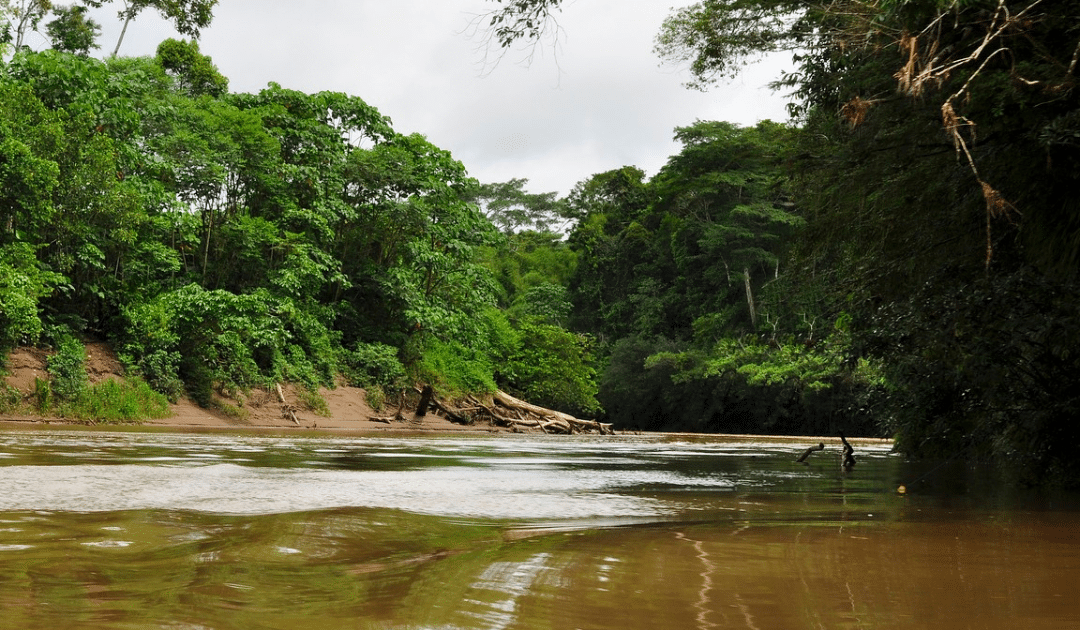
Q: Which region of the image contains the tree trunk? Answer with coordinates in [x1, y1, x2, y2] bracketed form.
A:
[744, 268, 757, 327]
[112, 14, 133, 57]
[416, 384, 434, 417]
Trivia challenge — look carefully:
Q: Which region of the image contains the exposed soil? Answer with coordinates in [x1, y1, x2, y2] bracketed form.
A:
[1, 344, 891, 448]
[1, 344, 494, 434]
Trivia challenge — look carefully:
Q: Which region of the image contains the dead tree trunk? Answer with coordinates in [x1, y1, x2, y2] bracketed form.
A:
[416, 385, 434, 417]
[492, 391, 613, 435]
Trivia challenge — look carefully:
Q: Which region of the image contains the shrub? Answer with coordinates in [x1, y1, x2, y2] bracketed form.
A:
[296, 386, 330, 417]
[414, 336, 496, 397]
[505, 318, 600, 416]
[0, 383, 23, 413]
[0, 243, 64, 351]
[34, 377, 52, 413]
[47, 336, 88, 401]
[343, 341, 406, 389]
[61, 378, 170, 423]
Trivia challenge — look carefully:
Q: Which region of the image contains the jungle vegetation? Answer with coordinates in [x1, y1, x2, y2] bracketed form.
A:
[3, 1, 1080, 485]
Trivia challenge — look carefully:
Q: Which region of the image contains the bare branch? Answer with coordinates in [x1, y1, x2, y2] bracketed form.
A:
[463, 5, 566, 78]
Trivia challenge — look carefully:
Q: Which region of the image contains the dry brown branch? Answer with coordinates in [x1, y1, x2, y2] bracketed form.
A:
[428, 397, 471, 425]
[895, 31, 919, 94]
[980, 181, 1021, 268]
[840, 95, 876, 127]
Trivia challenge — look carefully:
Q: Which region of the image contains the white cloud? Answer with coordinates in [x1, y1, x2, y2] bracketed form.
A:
[86, 0, 791, 196]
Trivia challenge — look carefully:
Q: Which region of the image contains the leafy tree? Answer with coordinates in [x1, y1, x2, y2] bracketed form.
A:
[155, 38, 226, 97]
[505, 317, 600, 416]
[564, 121, 845, 433]
[471, 178, 568, 234]
[565, 122, 797, 344]
[141, 95, 277, 284]
[0, 78, 61, 245]
[0, 243, 64, 349]
[45, 3, 99, 54]
[651, 120, 801, 330]
[478, 229, 577, 319]
[564, 166, 652, 338]
[482, 0, 566, 49]
[653, 0, 818, 91]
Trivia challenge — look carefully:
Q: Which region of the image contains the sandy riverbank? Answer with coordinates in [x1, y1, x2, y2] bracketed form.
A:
[2, 343, 891, 445]
[1, 343, 496, 435]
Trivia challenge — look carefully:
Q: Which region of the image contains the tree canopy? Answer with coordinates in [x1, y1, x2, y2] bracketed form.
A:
[2, 0, 1079, 486]
[478, 0, 1080, 484]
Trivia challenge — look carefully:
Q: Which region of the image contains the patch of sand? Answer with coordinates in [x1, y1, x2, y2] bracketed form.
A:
[2, 344, 495, 434]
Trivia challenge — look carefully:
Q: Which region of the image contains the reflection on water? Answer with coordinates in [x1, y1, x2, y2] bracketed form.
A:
[0, 429, 1077, 629]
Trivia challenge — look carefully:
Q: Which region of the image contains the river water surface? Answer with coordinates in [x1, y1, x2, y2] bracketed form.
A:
[0, 429, 1077, 629]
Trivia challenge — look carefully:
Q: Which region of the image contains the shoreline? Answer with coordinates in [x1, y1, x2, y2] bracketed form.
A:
[0, 415, 893, 446]
[3, 344, 892, 445]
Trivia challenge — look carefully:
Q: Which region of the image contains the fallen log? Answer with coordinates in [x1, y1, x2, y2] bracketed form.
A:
[429, 397, 471, 425]
[796, 442, 825, 463]
[501, 417, 569, 434]
[492, 390, 612, 435]
[566, 417, 614, 435]
[396, 386, 612, 435]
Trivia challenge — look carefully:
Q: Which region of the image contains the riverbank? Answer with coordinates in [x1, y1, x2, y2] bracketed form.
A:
[2, 343, 890, 444]
[1, 343, 494, 434]
[0, 390, 503, 435]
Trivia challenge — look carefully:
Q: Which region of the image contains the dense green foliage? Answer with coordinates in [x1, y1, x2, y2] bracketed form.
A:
[651, 0, 1080, 482]
[481, 0, 1080, 485]
[0, 35, 595, 418]
[4, 0, 1080, 486]
[559, 121, 882, 435]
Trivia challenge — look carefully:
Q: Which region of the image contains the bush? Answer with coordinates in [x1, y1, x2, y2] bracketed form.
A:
[505, 318, 600, 416]
[343, 341, 406, 389]
[413, 336, 496, 397]
[47, 336, 88, 401]
[0, 384, 21, 413]
[0, 243, 64, 351]
[34, 377, 52, 413]
[869, 269, 1080, 486]
[121, 286, 341, 404]
[61, 378, 170, 423]
[295, 386, 330, 417]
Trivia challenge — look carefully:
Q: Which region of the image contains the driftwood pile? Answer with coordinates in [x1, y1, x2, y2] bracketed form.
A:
[377, 386, 614, 435]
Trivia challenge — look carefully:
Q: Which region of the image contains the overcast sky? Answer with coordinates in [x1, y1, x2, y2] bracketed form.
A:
[78, 0, 791, 196]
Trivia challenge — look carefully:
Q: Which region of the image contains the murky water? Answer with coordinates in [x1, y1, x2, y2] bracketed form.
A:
[0, 429, 1077, 629]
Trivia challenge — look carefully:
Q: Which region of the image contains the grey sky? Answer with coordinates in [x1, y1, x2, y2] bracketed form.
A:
[82, 0, 790, 196]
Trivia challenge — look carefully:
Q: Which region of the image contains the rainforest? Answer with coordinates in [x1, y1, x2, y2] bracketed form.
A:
[3, 0, 1080, 487]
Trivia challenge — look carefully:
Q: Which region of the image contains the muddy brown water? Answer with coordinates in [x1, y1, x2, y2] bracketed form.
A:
[0, 429, 1076, 629]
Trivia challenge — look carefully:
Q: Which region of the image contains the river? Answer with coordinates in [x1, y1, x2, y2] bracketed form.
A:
[0, 428, 1076, 629]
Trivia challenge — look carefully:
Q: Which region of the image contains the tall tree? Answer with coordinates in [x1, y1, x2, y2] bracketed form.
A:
[471, 178, 567, 234]
[2, 0, 53, 48]
[107, 0, 216, 56]
[45, 3, 99, 54]
[155, 37, 226, 96]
